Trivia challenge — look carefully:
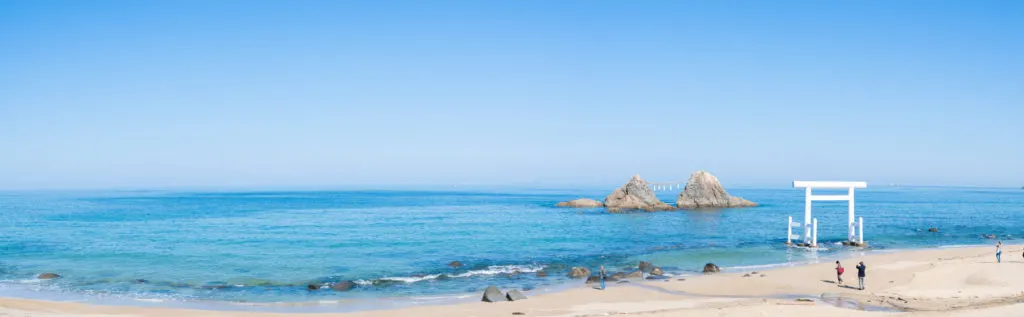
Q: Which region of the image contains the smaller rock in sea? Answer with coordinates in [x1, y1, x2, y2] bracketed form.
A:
[555, 198, 604, 208]
[928, 228, 938, 233]
[134, 279, 149, 284]
[307, 284, 320, 290]
[702, 263, 720, 273]
[506, 290, 528, 301]
[330, 281, 356, 291]
[481, 285, 507, 302]
[535, 271, 548, 277]
[448, 261, 463, 268]
[37, 273, 61, 279]
[568, 267, 590, 278]
[651, 267, 664, 276]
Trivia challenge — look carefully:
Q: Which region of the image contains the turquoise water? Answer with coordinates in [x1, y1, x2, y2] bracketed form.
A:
[0, 187, 1021, 307]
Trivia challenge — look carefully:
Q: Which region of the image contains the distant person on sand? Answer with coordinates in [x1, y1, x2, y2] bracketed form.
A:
[599, 266, 607, 290]
[995, 241, 1003, 263]
[835, 261, 844, 285]
[856, 261, 866, 290]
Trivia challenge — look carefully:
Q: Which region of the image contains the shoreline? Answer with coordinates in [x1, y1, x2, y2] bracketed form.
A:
[3, 244, 1023, 316]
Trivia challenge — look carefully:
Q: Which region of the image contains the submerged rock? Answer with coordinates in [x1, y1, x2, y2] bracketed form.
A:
[506, 290, 528, 301]
[702, 263, 720, 273]
[481, 285, 507, 302]
[535, 271, 548, 277]
[307, 283, 320, 290]
[928, 228, 938, 233]
[330, 280, 356, 291]
[676, 171, 757, 209]
[568, 267, 591, 278]
[448, 261, 463, 268]
[37, 273, 61, 279]
[604, 175, 674, 211]
[555, 198, 604, 208]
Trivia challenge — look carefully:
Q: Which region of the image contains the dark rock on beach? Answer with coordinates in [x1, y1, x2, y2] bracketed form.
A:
[604, 175, 674, 211]
[555, 198, 604, 208]
[703, 263, 720, 273]
[568, 267, 590, 278]
[638, 261, 654, 273]
[330, 280, 356, 291]
[481, 285, 507, 302]
[37, 273, 61, 279]
[506, 290, 528, 301]
[676, 171, 757, 209]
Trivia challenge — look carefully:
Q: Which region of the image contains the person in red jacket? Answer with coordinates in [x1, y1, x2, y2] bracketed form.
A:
[835, 261, 845, 285]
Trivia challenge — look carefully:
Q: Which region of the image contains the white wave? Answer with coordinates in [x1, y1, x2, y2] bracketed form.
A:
[357, 264, 546, 285]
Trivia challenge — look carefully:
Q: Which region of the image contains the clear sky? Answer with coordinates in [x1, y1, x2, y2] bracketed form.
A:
[1, 0, 1022, 190]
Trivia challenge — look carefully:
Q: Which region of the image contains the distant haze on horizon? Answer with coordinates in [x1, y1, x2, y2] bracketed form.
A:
[1, 1, 1022, 190]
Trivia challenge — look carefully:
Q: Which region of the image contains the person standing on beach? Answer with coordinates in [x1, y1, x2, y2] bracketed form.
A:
[996, 241, 1003, 263]
[598, 266, 607, 290]
[835, 261, 844, 285]
[856, 261, 866, 290]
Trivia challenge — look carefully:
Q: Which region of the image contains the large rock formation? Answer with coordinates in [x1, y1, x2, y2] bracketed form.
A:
[676, 171, 757, 209]
[555, 198, 604, 208]
[604, 175, 674, 211]
[568, 267, 591, 278]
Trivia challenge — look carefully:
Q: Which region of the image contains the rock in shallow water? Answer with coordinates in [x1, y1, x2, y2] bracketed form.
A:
[555, 198, 604, 208]
[651, 267, 664, 276]
[675, 171, 757, 209]
[639, 261, 654, 273]
[481, 285, 507, 302]
[568, 267, 590, 278]
[330, 281, 356, 291]
[37, 273, 61, 279]
[703, 263, 720, 273]
[448, 261, 463, 268]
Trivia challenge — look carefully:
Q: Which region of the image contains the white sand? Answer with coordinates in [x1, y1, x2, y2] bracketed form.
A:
[1, 245, 1022, 317]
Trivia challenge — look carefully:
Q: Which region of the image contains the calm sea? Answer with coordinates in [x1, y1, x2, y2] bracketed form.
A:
[0, 186, 1020, 309]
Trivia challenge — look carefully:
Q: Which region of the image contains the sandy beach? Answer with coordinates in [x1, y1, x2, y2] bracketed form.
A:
[3, 245, 1024, 317]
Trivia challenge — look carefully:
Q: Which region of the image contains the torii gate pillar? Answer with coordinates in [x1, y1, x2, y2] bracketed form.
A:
[791, 181, 868, 247]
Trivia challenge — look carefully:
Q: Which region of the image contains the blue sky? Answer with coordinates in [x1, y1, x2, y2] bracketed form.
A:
[1, 0, 1022, 189]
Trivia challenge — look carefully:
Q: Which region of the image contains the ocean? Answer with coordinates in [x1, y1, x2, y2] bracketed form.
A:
[0, 186, 1020, 310]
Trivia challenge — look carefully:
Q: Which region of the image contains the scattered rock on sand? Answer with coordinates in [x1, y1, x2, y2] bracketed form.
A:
[651, 267, 664, 276]
[512, 312, 525, 315]
[742, 273, 751, 277]
[506, 290, 528, 301]
[448, 261, 463, 268]
[555, 198, 604, 208]
[611, 272, 627, 279]
[37, 273, 61, 279]
[330, 281, 356, 291]
[568, 267, 591, 278]
[703, 263, 720, 273]
[604, 175, 674, 211]
[481, 285, 507, 302]
[676, 171, 757, 209]
[928, 228, 938, 233]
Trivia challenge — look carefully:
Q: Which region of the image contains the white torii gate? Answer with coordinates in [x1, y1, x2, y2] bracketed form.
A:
[788, 181, 868, 247]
